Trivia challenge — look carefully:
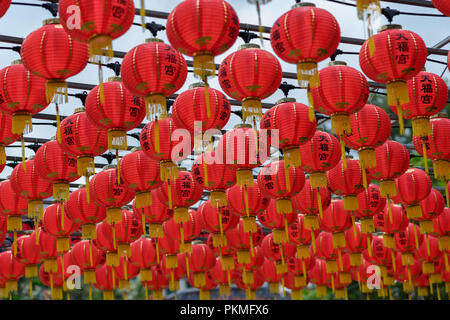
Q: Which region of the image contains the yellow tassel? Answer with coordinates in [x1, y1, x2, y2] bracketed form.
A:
[380, 180, 396, 198]
[423, 262, 435, 274]
[331, 114, 351, 137]
[84, 270, 96, 285]
[106, 252, 119, 267]
[412, 117, 431, 138]
[202, 153, 209, 187]
[295, 274, 307, 288]
[56, 237, 70, 253]
[222, 256, 235, 270]
[212, 233, 227, 248]
[304, 215, 319, 231]
[401, 253, 414, 267]
[236, 250, 251, 265]
[21, 134, 27, 172]
[140, 268, 153, 282]
[118, 243, 131, 257]
[82, 224, 96, 240]
[419, 220, 434, 234]
[89, 35, 113, 60]
[335, 288, 346, 299]
[199, 289, 210, 300]
[104, 290, 114, 300]
[112, 224, 117, 250]
[386, 197, 393, 224]
[246, 289, 256, 300]
[220, 285, 230, 297]
[326, 260, 338, 273]
[52, 183, 70, 202]
[362, 165, 368, 189]
[45, 80, 68, 104]
[339, 135, 348, 170]
[387, 81, 410, 106]
[28, 200, 43, 220]
[165, 254, 178, 269]
[297, 61, 319, 89]
[193, 272, 206, 288]
[60, 201, 65, 231]
[276, 261, 288, 275]
[242, 98, 262, 123]
[25, 265, 38, 278]
[135, 191, 152, 209]
[140, 0, 146, 30]
[203, 80, 211, 118]
[44, 258, 58, 273]
[284, 148, 301, 171]
[269, 282, 279, 294]
[316, 285, 327, 298]
[119, 279, 130, 290]
[359, 148, 376, 168]
[160, 161, 178, 183]
[368, 34, 376, 58]
[445, 253, 449, 272]
[77, 156, 95, 177]
[309, 172, 327, 188]
[56, 104, 62, 143]
[236, 169, 254, 187]
[395, 102, 405, 136]
[148, 223, 164, 238]
[107, 130, 128, 151]
[343, 195, 358, 211]
[438, 236, 449, 251]
[332, 231, 346, 248]
[367, 235, 372, 257]
[193, 53, 215, 80]
[34, 217, 39, 245]
[361, 217, 374, 234]
[7, 215, 22, 232]
[406, 205, 422, 220]
[276, 198, 293, 215]
[106, 207, 122, 224]
[383, 233, 395, 249]
[152, 289, 163, 300]
[146, 95, 167, 121]
[297, 245, 310, 259]
[422, 139, 429, 173]
[350, 253, 362, 266]
[174, 207, 189, 224]
[433, 160, 450, 182]
[291, 289, 303, 300]
[210, 191, 227, 207]
[0, 144, 6, 165]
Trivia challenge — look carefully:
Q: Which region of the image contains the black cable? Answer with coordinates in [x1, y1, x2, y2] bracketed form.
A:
[426, 58, 448, 66]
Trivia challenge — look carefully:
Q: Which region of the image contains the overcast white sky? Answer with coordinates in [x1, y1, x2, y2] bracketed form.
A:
[0, 0, 448, 183]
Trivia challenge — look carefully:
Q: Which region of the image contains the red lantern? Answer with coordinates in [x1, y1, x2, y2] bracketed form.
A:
[234, 245, 265, 287]
[359, 25, 427, 135]
[232, 267, 265, 299]
[187, 243, 216, 289]
[14, 234, 41, 279]
[166, 0, 239, 80]
[270, 2, 340, 88]
[121, 39, 187, 118]
[362, 235, 395, 275]
[94, 264, 119, 300]
[38, 228, 58, 273]
[367, 140, 410, 198]
[143, 266, 171, 300]
[343, 104, 391, 186]
[58, 0, 134, 59]
[34, 140, 80, 202]
[353, 184, 386, 235]
[89, 166, 135, 224]
[299, 130, 341, 188]
[257, 199, 297, 244]
[326, 159, 365, 211]
[207, 233, 236, 271]
[38, 254, 75, 300]
[21, 19, 89, 105]
[394, 223, 423, 267]
[129, 237, 157, 282]
[433, 0, 450, 16]
[85, 78, 146, 152]
[226, 179, 270, 233]
[64, 187, 106, 240]
[0, 250, 24, 294]
[395, 71, 448, 137]
[416, 235, 444, 274]
[260, 98, 317, 167]
[261, 258, 282, 295]
[140, 117, 192, 182]
[70, 240, 105, 285]
[287, 250, 316, 282]
[261, 233, 296, 275]
[417, 188, 445, 234]
[95, 222, 119, 267]
[283, 271, 309, 300]
[0, 112, 20, 164]
[373, 202, 409, 249]
[432, 208, 450, 251]
[159, 253, 186, 292]
[226, 219, 264, 265]
[113, 256, 140, 290]
[188, 271, 218, 300]
[0, 0, 10, 17]
[42, 203, 80, 253]
[172, 83, 231, 134]
[395, 168, 432, 219]
[210, 257, 234, 297]
[120, 147, 162, 210]
[59, 109, 108, 201]
[218, 44, 282, 121]
[192, 151, 236, 207]
[156, 170, 203, 224]
[308, 258, 331, 298]
[162, 210, 202, 253]
[319, 199, 352, 249]
[344, 222, 370, 267]
[288, 214, 320, 259]
[0, 61, 48, 135]
[413, 116, 450, 185]
[314, 231, 343, 274]
[257, 160, 305, 215]
[198, 201, 240, 247]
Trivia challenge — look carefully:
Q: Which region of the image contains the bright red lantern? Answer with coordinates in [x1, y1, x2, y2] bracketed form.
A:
[34, 140, 79, 202]
[14, 234, 41, 279]
[129, 237, 157, 282]
[89, 166, 135, 224]
[232, 267, 265, 299]
[0, 61, 48, 135]
[257, 160, 305, 215]
[0, 0, 10, 17]
[143, 266, 171, 300]
[163, 209, 202, 253]
[94, 222, 119, 267]
[433, 0, 450, 16]
[261, 233, 296, 275]
[218, 44, 282, 121]
[210, 257, 234, 297]
[367, 140, 410, 198]
[270, 2, 340, 88]
[395, 168, 432, 219]
[120, 147, 162, 209]
[353, 184, 386, 234]
[319, 199, 352, 249]
[326, 159, 365, 211]
[0, 180, 28, 237]
[283, 271, 309, 300]
[37, 228, 58, 273]
[257, 199, 297, 244]
[0, 111, 20, 164]
[207, 233, 236, 270]
[288, 214, 320, 259]
[113, 256, 140, 290]
[121, 39, 187, 118]
[260, 98, 317, 167]
[299, 130, 341, 188]
[94, 264, 119, 300]
[192, 151, 236, 207]
[373, 202, 409, 249]
[0, 250, 25, 293]
[359, 25, 427, 135]
[70, 240, 105, 285]
[65, 187, 107, 240]
[308, 258, 330, 297]
[42, 203, 80, 253]
[166, 0, 239, 79]
[394, 223, 423, 267]
[431, 207, 450, 251]
[226, 219, 264, 265]
[261, 259, 282, 295]
[85, 78, 146, 151]
[416, 235, 443, 274]
[187, 243, 216, 289]
[21, 19, 89, 104]
[344, 222, 370, 267]
[417, 188, 445, 234]
[58, 0, 134, 59]
[287, 250, 316, 282]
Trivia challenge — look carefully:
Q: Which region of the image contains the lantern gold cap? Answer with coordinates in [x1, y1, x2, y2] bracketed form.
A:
[11, 59, 22, 65]
[107, 77, 121, 82]
[292, 2, 316, 9]
[238, 43, 260, 50]
[74, 107, 85, 114]
[379, 24, 402, 32]
[234, 123, 253, 129]
[329, 61, 347, 67]
[277, 97, 296, 104]
[189, 82, 206, 89]
[145, 38, 164, 43]
[43, 18, 60, 26]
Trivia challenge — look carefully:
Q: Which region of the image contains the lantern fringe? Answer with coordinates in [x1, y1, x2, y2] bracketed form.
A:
[379, 180, 396, 198]
[145, 94, 167, 120]
[331, 114, 351, 137]
[165, 254, 178, 269]
[152, 289, 163, 300]
[360, 218, 374, 234]
[7, 215, 22, 232]
[103, 290, 114, 300]
[284, 147, 301, 168]
[193, 53, 215, 80]
[401, 253, 414, 267]
[44, 258, 58, 273]
[203, 80, 211, 118]
[316, 285, 328, 298]
[82, 224, 96, 240]
[28, 200, 43, 219]
[199, 289, 210, 301]
[181, 241, 192, 254]
[169, 277, 179, 291]
[106, 207, 122, 224]
[193, 272, 206, 288]
[335, 288, 346, 299]
[118, 243, 131, 258]
[135, 191, 152, 209]
[148, 223, 164, 238]
[343, 195, 358, 211]
[326, 260, 338, 273]
[220, 285, 230, 297]
[210, 191, 227, 207]
[25, 265, 37, 278]
[89, 35, 113, 60]
[309, 172, 327, 188]
[236, 250, 251, 265]
[411, 117, 431, 138]
[307, 87, 316, 122]
[77, 156, 95, 177]
[297, 245, 309, 259]
[291, 289, 303, 300]
[276, 198, 292, 215]
[438, 236, 449, 251]
[422, 262, 435, 274]
[350, 253, 362, 266]
[221, 256, 235, 270]
[53, 183, 70, 202]
[106, 252, 119, 267]
[332, 231, 346, 248]
[430, 273, 442, 284]
[174, 207, 189, 224]
[359, 148, 376, 168]
[387, 80, 409, 106]
[384, 275, 394, 286]
[383, 234, 395, 249]
[419, 220, 434, 234]
[140, 268, 153, 282]
[304, 215, 319, 231]
[83, 270, 96, 284]
[243, 216, 257, 234]
[56, 237, 70, 253]
[119, 279, 130, 290]
[246, 289, 256, 300]
[276, 262, 288, 275]
[46, 80, 68, 104]
[269, 282, 279, 294]
[297, 61, 319, 89]
[294, 275, 307, 288]
[242, 270, 254, 285]
[212, 233, 227, 247]
[12, 113, 32, 136]
[406, 205, 422, 220]
[160, 161, 178, 182]
[108, 130, 128, 151]
[433, 160, 450, 181]
[0, 145, 5, 165]
[242, 98, 262, 123]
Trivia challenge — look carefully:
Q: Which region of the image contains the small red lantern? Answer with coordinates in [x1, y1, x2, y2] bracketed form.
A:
[129, 237, 157, 282]
[187, 243, 216, 289]
[70, 240, 105, 285]
[0, 250, 25, 294]
[416, 235, 444, 274]
[287, 250, 316, 283]
[85, 78, 146, 152]
[288, 214, 320, 258]
[38, 228, 58, 273]
[232, 267, 265, 299]
[218, 44, 282, 122]
[326, 159, 365, 211]
[0, 0, 10, 17]
[299, 130, 342, 188]
[353, 184, 386, 234]
[95, 222, 119, 267]
[142, 266, 171, 300]
[15, 234, 41, 280]
[121, 39, 187, 118]
[163, 210, 202, 253]
[270, 2, 340, 88]
[373, 202, 409, 249]
[261, 233, 296, 275]
[113, 256, 140, 290]
[344, 222, 370, 267]
[261, 258, 282, 296]
[94, 264, 119, 300]
[433, 0, 450, 16]
[207, 233, 236, 271]
[0, 108, 20, 164]
[283, 271, 309, 300]
[314, 231, 342, 274]
[359, 25, 427, 135]
[257, 199, 297, 244]
[21, 19, 89, 104]
[431, 207, 450, 251]
[394, 223, 423, 267]
[260, 98, 317, 167]
[210, 257, 234, 297]
[226, 219, 264, 265]
[308, 258, 331, 298]
[319, 199, 353, 249]
[234, 245, 265, 287]
[417, 188, 445, 234]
